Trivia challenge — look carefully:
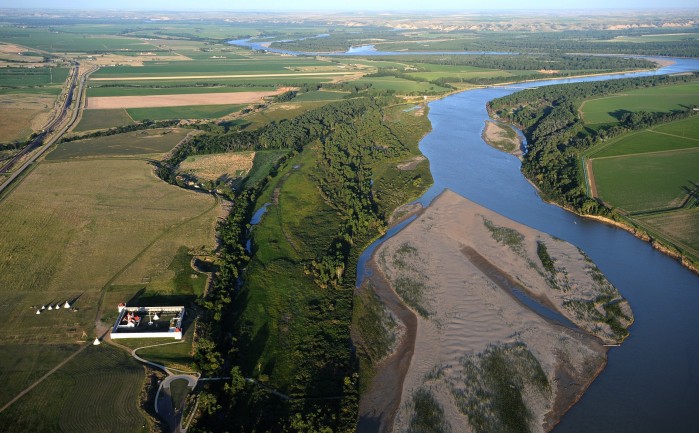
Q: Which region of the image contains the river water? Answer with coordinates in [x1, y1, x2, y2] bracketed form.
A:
[369, 59, 699, 432]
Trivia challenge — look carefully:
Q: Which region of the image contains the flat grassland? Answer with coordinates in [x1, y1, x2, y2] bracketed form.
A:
[74, 108, 135, 132]
[0, 345, 149, 433]
[179, 151, 255, 181]
[581, 83, 699, 125]
[48, 128, 190, 160]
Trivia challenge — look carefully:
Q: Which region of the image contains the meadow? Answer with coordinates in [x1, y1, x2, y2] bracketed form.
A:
[87, 85, 272, 97]
[581, 82, 699, 125]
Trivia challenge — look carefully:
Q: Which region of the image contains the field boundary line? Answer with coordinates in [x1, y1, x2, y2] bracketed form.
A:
[589, 145, 699, 160]
[647, 129, 699, 142]
[0, 343, 88, 413]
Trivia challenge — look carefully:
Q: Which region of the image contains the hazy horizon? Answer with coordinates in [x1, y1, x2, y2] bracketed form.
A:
[4, 0, 699, 12]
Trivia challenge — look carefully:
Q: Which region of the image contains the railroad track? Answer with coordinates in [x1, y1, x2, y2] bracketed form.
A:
[0, 63, 96, 197]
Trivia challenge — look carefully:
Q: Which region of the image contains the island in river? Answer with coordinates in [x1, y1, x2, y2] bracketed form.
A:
[360, 189, 633, 433]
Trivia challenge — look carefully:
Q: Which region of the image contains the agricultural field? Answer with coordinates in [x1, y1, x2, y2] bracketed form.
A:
[587, 114, 699, 261]
[47, 128, 190, 160]
[589, 119, 699, 159]
[592, 148, 699, 212]
[73, 108, 135, 132]
[581, 82, 699, 126]
[0, 345, 149, 433]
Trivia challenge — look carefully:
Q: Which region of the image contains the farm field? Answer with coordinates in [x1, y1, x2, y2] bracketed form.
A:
[127, 104, 247, 121]
[73, 108, 135, 132]
[589, 121, 699, 158]
[592, 148, 699, 212]
[47, 128, 189, 160]
[581, 82, 699, 125]
[637, 209, 699, 255]
[0, 345, 149, 433]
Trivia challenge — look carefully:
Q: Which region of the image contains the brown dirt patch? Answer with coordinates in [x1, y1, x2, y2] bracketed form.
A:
[87, 90, 284, 110]
[482, 120, 522, 156]
[178, 152, 255, 181]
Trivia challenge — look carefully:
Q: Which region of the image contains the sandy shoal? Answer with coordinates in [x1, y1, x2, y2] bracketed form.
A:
[365, 189, 632, 433]
[87, 90, 283, 109]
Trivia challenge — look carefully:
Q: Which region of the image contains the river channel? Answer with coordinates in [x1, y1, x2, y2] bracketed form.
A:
[235, 35, 699, 430]
[362, 59, 699, 432]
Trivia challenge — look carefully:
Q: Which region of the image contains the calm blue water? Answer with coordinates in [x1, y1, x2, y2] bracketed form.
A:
[358, 58, 699, 432]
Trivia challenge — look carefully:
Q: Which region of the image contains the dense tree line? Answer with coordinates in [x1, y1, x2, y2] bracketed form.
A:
[488, 73, 699, 214]
[60, 119, 179, 142]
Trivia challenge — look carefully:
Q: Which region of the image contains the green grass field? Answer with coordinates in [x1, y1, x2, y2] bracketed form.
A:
[48, 128, 189, 160]
[243, 150, 290, 187]
[126, 104, 246, 121]
[74, 108, 135, 132]
[581, 83, 699, 125]
[0, 345, 149, 433]
[592, 148, 699, 212]
[589, 124, 699, 159]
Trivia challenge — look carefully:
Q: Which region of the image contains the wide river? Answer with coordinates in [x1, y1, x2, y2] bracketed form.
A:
[355, 58, 699, 432]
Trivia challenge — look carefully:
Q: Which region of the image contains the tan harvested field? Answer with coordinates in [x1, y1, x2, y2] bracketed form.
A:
[179, 151, 255, 181]
[0, 158, 218, 344]
[89, 71, 352, 81]
[0, 94, 56, 142]
[87, 90, 283, 109]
